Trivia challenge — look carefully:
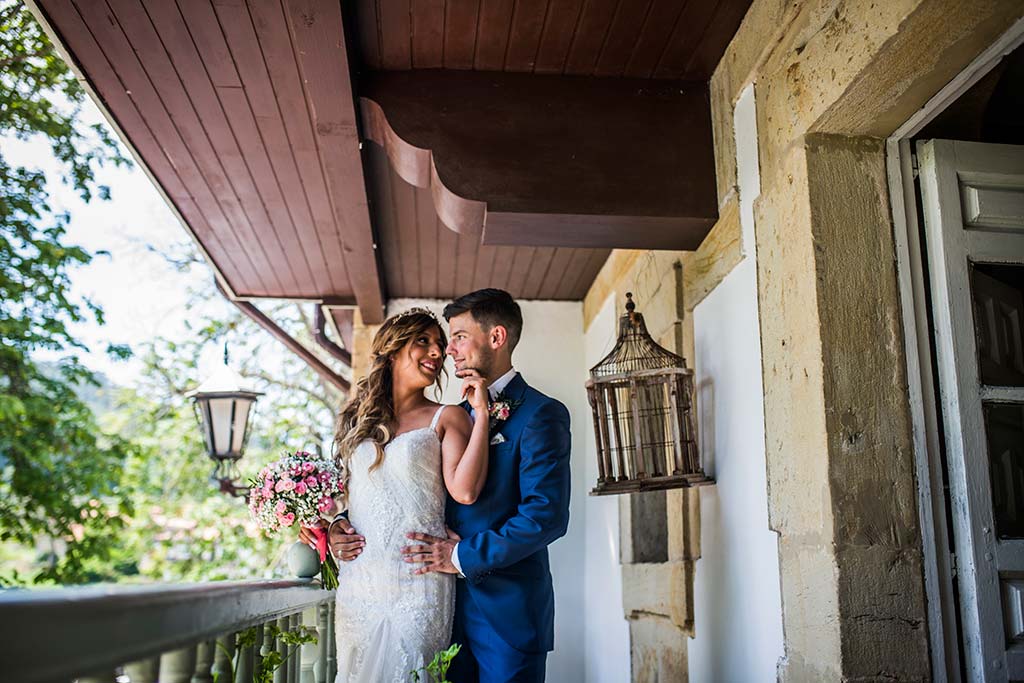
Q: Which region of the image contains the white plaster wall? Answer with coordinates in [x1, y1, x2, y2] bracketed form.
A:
[686, 84, 784, 682]
[582, 294, 631, 683]
[387, 298, 592, 681]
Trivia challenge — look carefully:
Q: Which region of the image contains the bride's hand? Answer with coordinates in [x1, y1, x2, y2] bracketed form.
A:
[460, 369, 489, 414]
[298, 520, 327, 548]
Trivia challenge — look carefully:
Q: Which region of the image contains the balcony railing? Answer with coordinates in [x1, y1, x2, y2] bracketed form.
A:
[0, 576, 337, 683]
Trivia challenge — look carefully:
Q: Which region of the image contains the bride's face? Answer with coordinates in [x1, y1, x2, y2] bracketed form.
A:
[391, 326, 445, 390]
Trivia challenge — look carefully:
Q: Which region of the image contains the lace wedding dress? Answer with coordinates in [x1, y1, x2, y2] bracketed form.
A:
[334, 405, 455, 683]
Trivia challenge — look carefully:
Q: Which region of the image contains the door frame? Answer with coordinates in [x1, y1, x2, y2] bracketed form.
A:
[885, 17, 1024, 682]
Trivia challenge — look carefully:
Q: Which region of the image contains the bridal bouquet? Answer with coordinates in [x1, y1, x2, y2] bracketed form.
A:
[248, 452, 344, 588]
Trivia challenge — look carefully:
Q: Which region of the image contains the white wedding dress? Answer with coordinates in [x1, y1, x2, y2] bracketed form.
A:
[334, 405, 455, 683]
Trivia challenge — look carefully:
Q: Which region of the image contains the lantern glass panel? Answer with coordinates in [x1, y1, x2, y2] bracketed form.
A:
[231, 397, 255, 454]
[208, 396, 235, 457]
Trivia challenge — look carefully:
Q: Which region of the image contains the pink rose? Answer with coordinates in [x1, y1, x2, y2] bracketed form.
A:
[317, 496, 334, 513]
[275, 500, 287, 514]
[275, 478, 296, 493]
[279, 512, 296, 527]
[304, 476, 318, 488]
[295, 482, 308, 495]
[303, 462, 315, 473]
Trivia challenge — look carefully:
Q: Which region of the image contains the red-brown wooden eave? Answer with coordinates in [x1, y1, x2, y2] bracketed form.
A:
[358, 69, 718, 251]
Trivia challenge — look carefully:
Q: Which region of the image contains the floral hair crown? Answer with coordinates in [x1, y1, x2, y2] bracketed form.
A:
[390, 307, 439, 325]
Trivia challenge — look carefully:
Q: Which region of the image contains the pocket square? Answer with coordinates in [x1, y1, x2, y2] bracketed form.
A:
[490, 433, 506, 445]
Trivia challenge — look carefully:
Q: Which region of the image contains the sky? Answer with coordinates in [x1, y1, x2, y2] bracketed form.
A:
[7, 97, 231, 388]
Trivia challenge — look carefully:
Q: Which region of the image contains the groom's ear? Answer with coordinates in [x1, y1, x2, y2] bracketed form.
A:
[489, 324, 509, 349]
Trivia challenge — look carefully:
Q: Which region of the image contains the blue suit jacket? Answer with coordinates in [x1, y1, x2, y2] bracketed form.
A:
[446, 373, 572, 654]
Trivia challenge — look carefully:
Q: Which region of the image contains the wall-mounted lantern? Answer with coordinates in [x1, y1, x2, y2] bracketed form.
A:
[586, 293, 713, 495]
[185, 350, 263, 497]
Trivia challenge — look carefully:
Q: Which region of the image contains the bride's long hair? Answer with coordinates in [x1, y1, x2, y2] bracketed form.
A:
[333, 309, 447, 473]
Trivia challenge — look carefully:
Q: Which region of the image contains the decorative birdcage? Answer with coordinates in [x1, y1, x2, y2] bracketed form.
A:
[586, 293, 712, 495]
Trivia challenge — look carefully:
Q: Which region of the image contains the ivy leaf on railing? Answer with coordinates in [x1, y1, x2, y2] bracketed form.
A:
[213, 624, 318, 683]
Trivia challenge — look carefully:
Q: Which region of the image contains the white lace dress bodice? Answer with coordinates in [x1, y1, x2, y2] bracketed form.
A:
[334, 406, 454, 683]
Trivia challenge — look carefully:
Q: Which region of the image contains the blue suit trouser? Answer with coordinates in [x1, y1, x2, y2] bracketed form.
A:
[449, 582, 547, 683]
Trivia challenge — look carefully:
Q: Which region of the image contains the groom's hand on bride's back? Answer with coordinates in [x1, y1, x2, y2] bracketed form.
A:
[329, 518, 365, 561]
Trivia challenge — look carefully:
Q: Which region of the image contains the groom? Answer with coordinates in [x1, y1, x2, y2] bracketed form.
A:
[332, 288, 572, 682]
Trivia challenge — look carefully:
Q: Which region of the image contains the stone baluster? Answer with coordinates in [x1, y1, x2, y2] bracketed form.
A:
[260, 621, 277, 682]
[314, 603, 329, 683]
[124, 657, 159, 683]
[290, 613, 302, 682]
[160, 646, 198, 683]
[326, 602, 337, 682]
[242, 623, 263, 683]
[192, 640, 215, 683]
[300, 606, 320, 683]
[212, 634, 234, 683]
[274, 616, 289, 683]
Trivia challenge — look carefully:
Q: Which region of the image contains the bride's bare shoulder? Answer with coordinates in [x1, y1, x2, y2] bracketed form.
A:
[437, 403, 471, 434]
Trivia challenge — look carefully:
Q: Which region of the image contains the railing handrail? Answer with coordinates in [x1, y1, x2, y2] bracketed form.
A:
[0, 579, 335, 683]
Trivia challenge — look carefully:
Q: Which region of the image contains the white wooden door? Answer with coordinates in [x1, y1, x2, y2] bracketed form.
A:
[918, 139, 1024, 681]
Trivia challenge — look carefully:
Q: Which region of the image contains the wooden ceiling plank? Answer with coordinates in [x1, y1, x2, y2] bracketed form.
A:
[391, 159, 420, 295]
[506, 246, 538, 296]
[562, 0, 619, 75]
[593, 0, 653, 77]
[532, 0, 584, 74]
[70, 0, 261, 291]
[473, 0, 514, 70]
[548, 247, 591, 299]
[354, 0, 382, 69]
[623, 0, 686, 78]
[214, 86, 308, 295]
[282, 0, 386, 322]
[488, 246, 516, 294]
[412, 0, 445, 68]
[174, 0, 240, 88]
[245, 0, 351, 296]
[682, 0, 751, 79]
[140, 0, 290, 295]
[522, 246, 557, 299]
[443, 0, 481, 70]
[503, 0, 549, 72]
[436, 214, 459, 297]
[537, 246, 575, 299]
[653, 0, 721, 79]
[415, 184, 440, 298]
[378, 0, 412, 69]
[470, 243, 497, 293]
[329, 308, 355, 351]
[454, 231, 479, 296]
[572, 248, 611, 299]
[366, 146, 404, 297]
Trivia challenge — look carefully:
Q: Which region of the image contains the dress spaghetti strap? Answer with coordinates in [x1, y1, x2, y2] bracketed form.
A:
[429, 404, 447, 432]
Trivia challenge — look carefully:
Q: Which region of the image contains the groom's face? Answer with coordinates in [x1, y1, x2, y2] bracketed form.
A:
[446, 311, 497, 379]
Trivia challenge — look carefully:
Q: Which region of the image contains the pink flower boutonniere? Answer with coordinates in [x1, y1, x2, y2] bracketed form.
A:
[487, 396, 523, 435]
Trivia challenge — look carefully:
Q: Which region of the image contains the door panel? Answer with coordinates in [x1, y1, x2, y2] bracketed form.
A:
[918, 139, 1024, 681]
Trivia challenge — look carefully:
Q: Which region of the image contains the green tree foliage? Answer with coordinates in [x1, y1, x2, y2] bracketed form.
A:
[97, 248, 345, 583]
[0, 0, 135, 585]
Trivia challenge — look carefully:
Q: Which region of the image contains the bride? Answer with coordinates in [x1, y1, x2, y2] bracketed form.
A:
[309, 308, 489, 682]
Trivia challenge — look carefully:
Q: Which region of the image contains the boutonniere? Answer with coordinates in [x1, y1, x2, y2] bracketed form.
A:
[487, 395, 523, 435]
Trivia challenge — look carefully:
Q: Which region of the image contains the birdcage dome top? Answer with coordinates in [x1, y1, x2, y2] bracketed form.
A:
[590, 293, 686, 380]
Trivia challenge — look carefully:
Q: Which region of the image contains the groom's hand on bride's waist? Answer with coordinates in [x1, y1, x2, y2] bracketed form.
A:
[402, 527, 462, 575]
[328, 517, 365, 562]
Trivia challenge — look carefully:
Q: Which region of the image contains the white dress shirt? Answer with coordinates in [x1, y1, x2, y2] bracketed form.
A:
[451, 367, 518, 575]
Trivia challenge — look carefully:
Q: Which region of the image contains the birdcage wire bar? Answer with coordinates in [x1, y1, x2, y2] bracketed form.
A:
[587, 294, 712, 496]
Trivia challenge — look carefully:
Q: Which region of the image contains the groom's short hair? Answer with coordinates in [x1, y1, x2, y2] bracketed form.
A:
[443, 288, 523, 351]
